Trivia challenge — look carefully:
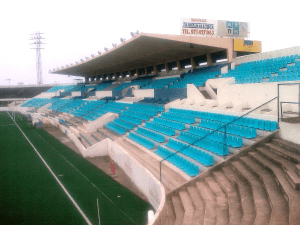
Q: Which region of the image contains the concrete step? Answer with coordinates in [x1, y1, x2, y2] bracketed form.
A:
[166, 200, 176, 225]
[256, 147, 296, 171]
[222, 165, 256, 225]
[257, 147, 300, 190]
[196, 181, 217, 225]
[272, 138, 300, 155]
[212, 171, 242, 225]
[172, 195, 185, 225]
[187, 186, 205, 225]
[91, 132, 106, 142]
[296, 164, 300, 176]
[205, 176, 229, 225]
[78, 135, 90, 149]
[249, 151, 300, 224]
[231, 160, 271, 225]
[264, 143, 300, 164]
[242, 155, 289, 225]
[179, 191, 195, 225]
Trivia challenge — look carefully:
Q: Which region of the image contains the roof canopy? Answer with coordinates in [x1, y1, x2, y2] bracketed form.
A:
[52, 33, 234, 77]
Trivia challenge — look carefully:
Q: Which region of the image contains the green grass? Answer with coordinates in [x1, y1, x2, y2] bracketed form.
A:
[0, 112, 152, 225]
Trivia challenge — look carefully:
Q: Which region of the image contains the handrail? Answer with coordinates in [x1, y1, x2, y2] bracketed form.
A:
[280, 101, 300, 120]
[159, 96, 278, 182]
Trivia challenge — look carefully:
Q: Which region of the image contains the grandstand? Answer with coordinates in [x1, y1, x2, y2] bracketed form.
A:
[5, 29, 300, 224]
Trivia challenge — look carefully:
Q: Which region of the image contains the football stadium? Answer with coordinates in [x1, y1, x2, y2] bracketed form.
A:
[1, 17, 300, 225]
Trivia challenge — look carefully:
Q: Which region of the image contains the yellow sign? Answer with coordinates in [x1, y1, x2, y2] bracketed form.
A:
[234, 39, 261, 52]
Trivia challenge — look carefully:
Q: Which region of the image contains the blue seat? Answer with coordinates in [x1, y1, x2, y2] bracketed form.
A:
[270, 121, 278, 131]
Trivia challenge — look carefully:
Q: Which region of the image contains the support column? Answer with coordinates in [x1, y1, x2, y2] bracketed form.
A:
[145, 67, 148, 76]
[153, 65, 158, 74]
[165, 63, 170, 73]
[227, 48, 233, 62]
[207, 53, 213, 66]
[177, 60, 182, 71]
[85, 77, 89, 83]
[136, 69, 139, 77]
[190, 57, 196, 72]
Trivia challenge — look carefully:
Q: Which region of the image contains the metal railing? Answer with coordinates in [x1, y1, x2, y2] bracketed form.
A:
[280, 101, 300, 120]
[277, 82, 300, 125]
[159, 96, 278, 182]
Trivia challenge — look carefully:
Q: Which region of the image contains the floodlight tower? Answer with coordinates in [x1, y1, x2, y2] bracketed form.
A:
[29, 32, 45, 85]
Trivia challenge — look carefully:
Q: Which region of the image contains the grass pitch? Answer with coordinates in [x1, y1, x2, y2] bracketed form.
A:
[0, 112, 151, 225]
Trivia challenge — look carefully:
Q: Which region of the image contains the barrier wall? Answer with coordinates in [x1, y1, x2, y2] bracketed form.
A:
[278, 121, 300, 145]
[133, 89, 155, 98]
[217, 82, 300, 106]
[107, 140, 165, 212]
[71, 91, 81, 97]
[187, 84, 205, 102]
[95, 90, 112, 98]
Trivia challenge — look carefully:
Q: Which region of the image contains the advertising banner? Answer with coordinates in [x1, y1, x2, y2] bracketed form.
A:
[218, 20, 249, 38]
[181, 18, 250, 38]
[181, 18, 218, 36]
[234, 39, 262, 52]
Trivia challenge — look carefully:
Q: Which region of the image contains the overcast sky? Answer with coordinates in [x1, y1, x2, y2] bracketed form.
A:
[1, 0, 299, 86]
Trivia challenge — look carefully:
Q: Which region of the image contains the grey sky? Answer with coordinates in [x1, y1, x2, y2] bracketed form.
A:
[1, 0, 299, 86]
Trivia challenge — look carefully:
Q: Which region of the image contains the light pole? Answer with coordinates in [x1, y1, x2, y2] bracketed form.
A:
[29, 32, 46, 85]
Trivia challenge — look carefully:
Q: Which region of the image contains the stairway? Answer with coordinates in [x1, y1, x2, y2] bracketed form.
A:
[199, 90, 212, 99]
[163, 138, 300, 225]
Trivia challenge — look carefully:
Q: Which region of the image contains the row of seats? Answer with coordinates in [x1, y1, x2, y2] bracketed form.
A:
[223, 54, 300, 84]
[127, 132, 155, 149]
[153, 117, 186, 130]
[135, 127, 165, 143]
[119, 115, 142, 125]
[145, 122, 176, 136]
[154, 146, 199, 177]
[170, 108, 278, 131]
[194, 138, 229, 156]
[122, 111, 150, 121]
[127, 106, 158, 116]
[166, 138, 188, 151]
[161, 112, 195, 124]
[113, 118, 135, 130]
[142, 77, 179, 89]
[106, 122, 126, 135]
[181, 146, 214, 167]
[131, 103, 164, 112]
[22, 98, 51, 108]
[198, 120, 257, 138]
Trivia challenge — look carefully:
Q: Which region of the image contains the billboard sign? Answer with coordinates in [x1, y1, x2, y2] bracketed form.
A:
[218, 20, 249, 38]
[181, 18, 218, 36]
[181, 18, 249, 38]
[234, 39, 261, 52]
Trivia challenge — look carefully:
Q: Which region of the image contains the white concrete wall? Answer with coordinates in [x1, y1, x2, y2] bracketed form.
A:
[108, 140, 165, 212]
[218, 82, 300, 109]
[233, 46, 300, 65]
[72, 91, 81, 97]
[278, 121, 300, 145]
[206, 77, 235, 89]
[187, 84, 205, 102]
[0, 107, 8, 111]
[220, 65, 228, 74]
[95, 91, 112, 98]
[133, 89, 155, 98]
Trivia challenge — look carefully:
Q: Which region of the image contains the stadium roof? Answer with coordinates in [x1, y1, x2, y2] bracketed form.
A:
[51, 33, 234, 77]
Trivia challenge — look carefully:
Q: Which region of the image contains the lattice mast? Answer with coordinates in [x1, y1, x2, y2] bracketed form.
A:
[29, 32, 45, 85]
